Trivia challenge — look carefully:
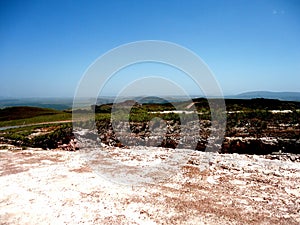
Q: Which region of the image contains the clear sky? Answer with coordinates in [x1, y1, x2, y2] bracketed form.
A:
[0, 0, 299, 98]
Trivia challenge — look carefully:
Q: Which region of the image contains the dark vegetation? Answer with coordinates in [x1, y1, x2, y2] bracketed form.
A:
[0, 98, 299, 154]
[92, 98, 300, 154]
[0, 106, 60, 121]
[0, 106, 71, 127]
[224, 98, 300, 111]
[0, 106, 72, 149]
[0, 123, 73, 150]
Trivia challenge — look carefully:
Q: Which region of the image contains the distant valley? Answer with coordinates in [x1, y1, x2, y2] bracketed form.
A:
[1, 91, 300, 111]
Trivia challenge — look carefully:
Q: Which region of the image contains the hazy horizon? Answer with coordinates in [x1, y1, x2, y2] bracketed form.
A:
[1, 90, 300, 99]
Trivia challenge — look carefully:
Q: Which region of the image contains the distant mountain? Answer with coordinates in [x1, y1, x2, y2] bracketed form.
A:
[1, 92, 300, 110]
[228, 91, 300, 101]
[0, 98, 73, 110]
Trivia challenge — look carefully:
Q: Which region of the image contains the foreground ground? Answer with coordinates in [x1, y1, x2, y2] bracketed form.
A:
[0, 147, 300, 225]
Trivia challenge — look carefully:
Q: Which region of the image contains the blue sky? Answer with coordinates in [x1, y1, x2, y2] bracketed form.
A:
[0, 0, 299, 98]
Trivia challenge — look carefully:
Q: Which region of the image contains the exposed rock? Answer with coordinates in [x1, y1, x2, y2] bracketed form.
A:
[57, 138, 79, 151]
[93, 119, 300, 155]
[0, 146, 299, 224]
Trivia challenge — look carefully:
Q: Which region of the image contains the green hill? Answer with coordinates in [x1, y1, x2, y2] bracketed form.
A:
[0, 106, 62, 121]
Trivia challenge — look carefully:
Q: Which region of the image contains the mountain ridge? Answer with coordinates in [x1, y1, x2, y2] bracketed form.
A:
[227, 91, 300, 101]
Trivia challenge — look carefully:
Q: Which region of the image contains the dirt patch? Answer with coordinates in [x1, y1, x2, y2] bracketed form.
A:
[0, 149, 64, 176]
[70, 165, 92, 173]
[0, 147, 299, 224]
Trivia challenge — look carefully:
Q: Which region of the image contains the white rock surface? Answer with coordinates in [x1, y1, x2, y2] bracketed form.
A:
[0, 148, 300, 224]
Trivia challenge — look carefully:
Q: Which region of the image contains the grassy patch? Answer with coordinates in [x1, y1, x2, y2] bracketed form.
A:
[0, 112, 71, 127]
[0, 123, 73, 149]
[0, 106, 62, 120]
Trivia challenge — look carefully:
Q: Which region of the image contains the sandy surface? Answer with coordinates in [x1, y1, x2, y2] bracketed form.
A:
[0, 147, 300, 224]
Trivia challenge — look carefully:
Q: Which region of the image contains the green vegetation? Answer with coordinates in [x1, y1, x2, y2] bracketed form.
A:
[225, 98, 300, 111]
[30, 124, 73, 149]
[0, 123, 73, 149]
[0, 106, 61, 120]
[0, 106, 71, 127]
[0, 106, 73, 149]
[1, 98, 299, 150]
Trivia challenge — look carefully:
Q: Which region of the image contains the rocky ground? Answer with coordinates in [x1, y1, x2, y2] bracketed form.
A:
[95, 118, 300, 155]
[1, 145, 300, 224]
